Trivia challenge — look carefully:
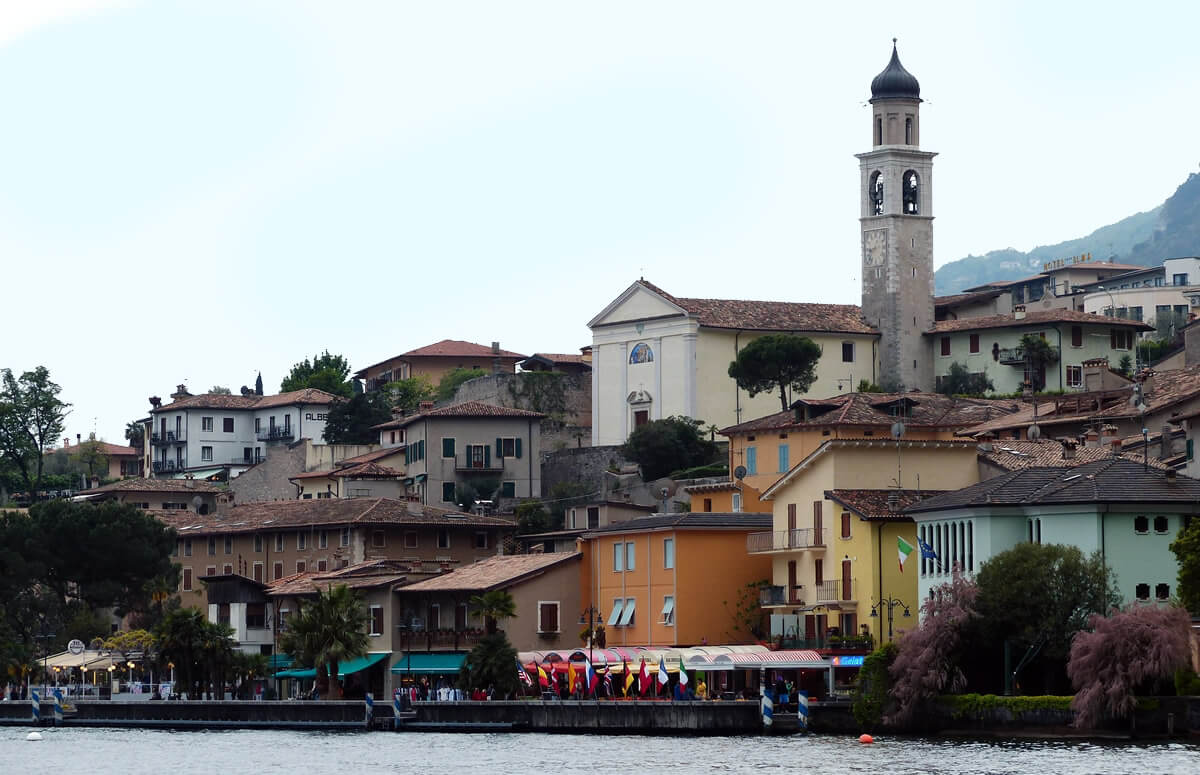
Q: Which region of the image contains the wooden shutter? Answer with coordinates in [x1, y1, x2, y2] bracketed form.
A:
[515, 437, 522, 458]
[787, 503, 796, 531]
[841, 559, 852, 600]
[841, 511, 851, 539]
[496, 438, 503, 458]
[813, 501, 823, 541]
[540, 603, 558, 633]
[804, 615, 816, 639]
[484, 445, 491, 468]
[787, 561, 797, 603]
[814, 558, 823, 586]
[940, 337, 950, 356]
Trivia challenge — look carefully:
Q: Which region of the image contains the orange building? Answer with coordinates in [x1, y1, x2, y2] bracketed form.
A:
[719, 392, 1018, 511]
[683, 481, 770, 514]
[579, 512, 772, 648]
[354, 339, 526, 392]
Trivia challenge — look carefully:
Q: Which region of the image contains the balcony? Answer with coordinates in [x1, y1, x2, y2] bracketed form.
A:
[814, 579, 857, 603]
[997, 345, 1059, 366]
[150, 430, 186, 445]
[746, 527, 830, 554]
[403, 628, 486, 652]
[151, 460, 186, 474]
[256, 427, 294, 442]
[759, 585, 805, 608]
[454, 455, 505, 473]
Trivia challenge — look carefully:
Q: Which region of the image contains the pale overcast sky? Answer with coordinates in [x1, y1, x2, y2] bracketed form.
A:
[4, 1, 1199, 444]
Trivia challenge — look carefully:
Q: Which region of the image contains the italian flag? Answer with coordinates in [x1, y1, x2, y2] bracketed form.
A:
[897, 536, 915, 572]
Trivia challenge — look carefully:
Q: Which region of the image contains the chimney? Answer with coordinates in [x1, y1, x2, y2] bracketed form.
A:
[1084, 429, 1099, 448]
[76, 433, 81, 446]
[1159, 424, 1174, 460]
[1013, 305, 1026, 320]
[1110, 438, 1122, 453]
[418, 401, 434, 412]
[887, 493, 900, 511]
[149, 396, 161, 409]
[170, 384, 191, 400]
[492, 341, 501, 374]
[1060, 440, 1077, 460]
[1166, 468, 1178, 483]
[63, 437, 70, 449]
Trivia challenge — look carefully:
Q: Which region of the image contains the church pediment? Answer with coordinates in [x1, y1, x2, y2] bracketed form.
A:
[588, 281, 689, 329]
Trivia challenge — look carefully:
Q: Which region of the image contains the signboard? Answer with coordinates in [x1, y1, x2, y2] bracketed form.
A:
[1043, 252, 1094, 272]
[831, 655, 864, 667]
[67, 639, 85, 655]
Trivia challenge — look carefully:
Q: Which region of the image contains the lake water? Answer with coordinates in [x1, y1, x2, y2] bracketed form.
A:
[5, 728, 1199, 774]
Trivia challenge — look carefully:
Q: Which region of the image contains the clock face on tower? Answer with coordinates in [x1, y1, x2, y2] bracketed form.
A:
[863, 230, 887, 267]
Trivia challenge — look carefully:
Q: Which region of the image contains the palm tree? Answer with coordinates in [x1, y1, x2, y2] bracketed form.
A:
[469, 590, 516, 635]
[279, 584, 370, 697]
[124, 421, 144, 449]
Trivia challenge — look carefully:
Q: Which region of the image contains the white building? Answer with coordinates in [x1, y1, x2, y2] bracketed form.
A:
[1077, 257, 1200, 336]
[147, 386, 339, 479]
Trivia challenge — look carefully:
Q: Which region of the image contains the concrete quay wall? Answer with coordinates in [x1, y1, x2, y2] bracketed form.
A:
[408, 700, 763, 734]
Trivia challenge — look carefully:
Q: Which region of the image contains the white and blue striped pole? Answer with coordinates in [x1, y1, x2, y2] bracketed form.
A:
[53, 688, 64, 725]
[30, 689, 40, 724]
[364, 692, 374, 728]
[796, 690, 809, 731]
[759, 668, 772, 729]
[392, 689, 402, 729]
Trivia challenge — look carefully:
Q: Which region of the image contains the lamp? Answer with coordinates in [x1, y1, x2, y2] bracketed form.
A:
[869, 596, 911, 643]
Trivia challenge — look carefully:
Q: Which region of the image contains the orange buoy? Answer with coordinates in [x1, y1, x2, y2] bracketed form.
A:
[859, 734, 874, 744]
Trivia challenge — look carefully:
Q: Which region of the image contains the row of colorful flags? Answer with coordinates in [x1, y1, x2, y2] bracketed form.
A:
[518, 655, 690, 697]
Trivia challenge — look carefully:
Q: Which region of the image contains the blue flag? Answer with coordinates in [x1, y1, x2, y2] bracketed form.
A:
[917, 537, 938, 560]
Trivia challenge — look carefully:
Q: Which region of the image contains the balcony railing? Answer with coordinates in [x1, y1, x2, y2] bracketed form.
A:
[151, 460, 186, 473]
[454, 455, 505, 473]
[150, 431, 186, 445]
[257, 427, 294, 442]
[815, 579, 857, 603]
[401, 628, 486, 652]
[746, 527, 830, 554]
[996, 345, 1060, 366]
[760, 585, 805, 607]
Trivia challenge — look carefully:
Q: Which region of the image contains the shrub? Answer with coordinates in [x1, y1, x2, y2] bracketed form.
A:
[852, 642, 897, 730]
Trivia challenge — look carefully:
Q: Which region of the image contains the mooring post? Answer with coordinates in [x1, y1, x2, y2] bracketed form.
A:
[53, 688, 64, 725]
[31, 689, 40, 725]
[759, 667, 772, 729]
[796, 690, 809, 731]
[393, 689, 403, 730]
[365, 692, 374, 729]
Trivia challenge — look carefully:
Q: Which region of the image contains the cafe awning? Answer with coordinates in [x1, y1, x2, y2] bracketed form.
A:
[389, 652, 466, 675]
[277, 652, 390, 679]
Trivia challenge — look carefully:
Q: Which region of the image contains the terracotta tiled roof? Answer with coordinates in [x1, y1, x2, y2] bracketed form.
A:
[153, 388, 340, 413]
[289, 462, 403, 480]
[907, 459, 1200, 513]
[522, 353, 589, 366]
[156, 498, 516, 536]
[50, 441, 141, 458]
[927, 309, 1151, 334]
[402, 339, 526, 359]
[824, 489, 948, 521]
[631, 280, 878, 335]
[85, 477, 226, 494]
[338, 448, 406, 466]
[682, 481, 742, 494]
[398, 552, 580, 593]
[267, 559, 412, 596]
[978, 440, 1172, 472]
[933, 290, 1004, 308]
[373, 400, 545, 430]
[582, 512, 773, 536]
[720, 392, 1021, 435]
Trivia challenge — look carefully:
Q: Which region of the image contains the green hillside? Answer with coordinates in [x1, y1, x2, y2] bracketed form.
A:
[934, 172, 1200, 295]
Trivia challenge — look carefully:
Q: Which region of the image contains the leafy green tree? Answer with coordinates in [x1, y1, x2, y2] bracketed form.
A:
[71, 435, 109, 481]
[1170, 517, 1200, 614]
[547, 481, 590, 528]
[621, 416, 719, 481]
[382, 377, 435, 411]
[156, 608, 233, 698]
[322, 391, 391, 444]
[278, 584, 370, 697]
[856, 379, 883, 393]
[280, 351, 354, 398]
[1017, 334, 1060, 391]
[0, 366, 70, 500]
[1117, 354, 1134, 377]
[436, 367, 488, 402]
[470, 590, 517, 635]
[254, 372, 264, 396]
[514, 500, 553, 535]
[727, 334, 822, 411]
[937, 362, 994, 397]
[456, 477, 499, 511]
[208, 385, 232, 395]
[124, 420, 144, 449]
[460, 630, 520, 697]
[852, 642, 897, 730]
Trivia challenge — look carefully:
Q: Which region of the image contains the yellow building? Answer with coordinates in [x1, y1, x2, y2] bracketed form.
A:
[720, 392, 1018, 512]
[756, 439, 980, 646]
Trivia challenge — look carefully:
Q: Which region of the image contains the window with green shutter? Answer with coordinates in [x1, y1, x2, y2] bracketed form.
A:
[418, 440, 425, 460]
[501, 481, 515, 497]
[496, 438, 503, 458]
[442, 482, 455, 502]
[1188, 439, 1194, 462]
[442, 438, 455, 458]
[515, 437, 522, 459]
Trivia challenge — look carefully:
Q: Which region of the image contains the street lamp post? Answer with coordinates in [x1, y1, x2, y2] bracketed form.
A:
[579, 606, 603, 671]
[869, 597, 912, 643]
[1097, 285, 1117, 318]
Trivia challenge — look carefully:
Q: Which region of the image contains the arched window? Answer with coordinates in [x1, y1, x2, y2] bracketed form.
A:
[903, 170, 919, 214]
[629, 343, 654, 364]
[869, 171, 883, 216]
[905, 117, 912, 145]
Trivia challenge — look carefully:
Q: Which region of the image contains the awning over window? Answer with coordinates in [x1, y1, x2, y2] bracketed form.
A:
[389, 652, 467, 675]
[174, 468, 223, 480]
[276, 652, 389, 679]
[661, 597, 675, 619]
[414, 473, 428, 483]
[606, 601, 624, 626]
[618, 598, 636, 626]
[267, 654, 293, 670]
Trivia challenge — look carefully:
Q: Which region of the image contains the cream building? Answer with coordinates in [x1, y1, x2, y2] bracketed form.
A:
[588, 280, 879, 445]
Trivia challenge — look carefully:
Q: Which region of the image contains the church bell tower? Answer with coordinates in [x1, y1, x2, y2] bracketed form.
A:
[858, 40, 935, 392]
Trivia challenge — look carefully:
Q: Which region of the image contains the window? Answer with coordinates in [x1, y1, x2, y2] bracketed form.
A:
[1174, 273, 1189, 286]
[969, 334, 980, 354]
[613, 542, 624, 572]
[607, 600, 624, 626]
[244, 603, 264, 629]
[474, 531, 488, 549]
[840, 511, 851, 539]
[499, 481, 515, 498]
[841, 342, 854, 362]
[1188, 439, 1194, 462]
[538, 602, 560, 633]
[317, 559, 327, 572]
[1111, 329, 1133, 350]
[663, 538, 675, 569]
[618, 597, 636, 626]
[1155, 583, 1170, 600]
[1135, 583, 1150, 600]
[1154, 516, 1169, 534]
[272, 533, 283, 552]
[746, 446, 757, 475]
[201, 446, 213, 462]
[372, 530, 386, 548]
[587, 506, 600, 528]
[442, 438, 455, 458]
[904, 116, 912, 144]
[629, 343, 653, 364]
[207, 537, 216, 556]
[1129, 306, 1143, 322]
[184, 539, 192, 557]
[297, 532, 307, 550]
[318, 530, 328, 549]
[442, 482, 455, 502]
[438, 529, 451, 549]
[370, 605, 384, 636]
[255, 417, 261, 433]
[497, 437, 521, 458]
[940, 337, 951, 357]
[182, 568, 192, 591]
[661, 596, 675, 625]
[254, 535, 263, 553]
[778, 444, 789, 473]
[296, 560, 306, 574]
[205, 565, 216, 577]
[253, 562, 263, 582]
[625, 541, 636, 571]
[340, 527, 350, 547]
[405, 531, 418, 548]
[272, 561, 283, 580]
[202, 417, 214, 432]
[1066, 365, 1082, 388]
[223, 417, 234, 433]
[222, 563, 232, 575]
[702, 498, 712, 512]
[732, 492, 742, 513]
[1134, 516, 1149, 534]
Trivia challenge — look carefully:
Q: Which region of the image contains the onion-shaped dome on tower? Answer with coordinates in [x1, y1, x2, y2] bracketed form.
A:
[870, 39, 920, 101]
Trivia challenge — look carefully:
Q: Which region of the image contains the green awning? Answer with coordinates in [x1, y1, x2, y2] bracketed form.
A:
[276, 652, 390, 679]
[174, 468, 223, 480]
[390, 652, 466, 675]
[414, 473, 428, 483]
[403, 477, 414, 486]
[268, 654, 293, 670]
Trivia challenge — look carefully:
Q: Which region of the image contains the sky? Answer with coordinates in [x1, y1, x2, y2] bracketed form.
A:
[4, 0, 1200, 445]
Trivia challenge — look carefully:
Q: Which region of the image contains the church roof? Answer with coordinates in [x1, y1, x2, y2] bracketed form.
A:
[870, 41, 921, 101]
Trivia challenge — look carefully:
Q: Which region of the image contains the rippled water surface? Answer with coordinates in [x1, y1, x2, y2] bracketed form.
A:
[4, 728, 1199, 774]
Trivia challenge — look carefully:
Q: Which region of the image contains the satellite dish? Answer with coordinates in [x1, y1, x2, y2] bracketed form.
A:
[1028, 424, 1041, 441]
[891, 422, 906, 439]
[734, 465, 747, 480]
